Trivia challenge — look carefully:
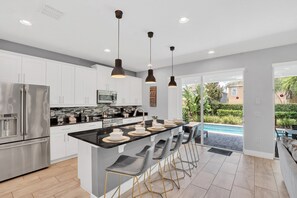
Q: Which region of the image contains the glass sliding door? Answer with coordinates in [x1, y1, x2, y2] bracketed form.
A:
[274, 61, 297, 157]
[181, 69, 244, 152]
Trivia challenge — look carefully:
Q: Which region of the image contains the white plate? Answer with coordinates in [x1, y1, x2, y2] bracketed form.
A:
[128, 131, 151, 136]
[102, 136, 130, 143]
[147, 127, 167, 131]
[108, 136, 126, 141]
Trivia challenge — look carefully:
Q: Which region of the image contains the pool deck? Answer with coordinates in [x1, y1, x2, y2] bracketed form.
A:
[196, 131, 243, 152]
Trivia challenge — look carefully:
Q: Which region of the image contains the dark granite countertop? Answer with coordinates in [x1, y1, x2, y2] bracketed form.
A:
[68, 120, 186, 149]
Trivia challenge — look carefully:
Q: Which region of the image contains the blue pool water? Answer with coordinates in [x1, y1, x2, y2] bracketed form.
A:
[203, 124, 243, 136]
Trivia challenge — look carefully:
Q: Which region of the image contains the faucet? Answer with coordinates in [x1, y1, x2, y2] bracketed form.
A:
[133, 107, 145, 127]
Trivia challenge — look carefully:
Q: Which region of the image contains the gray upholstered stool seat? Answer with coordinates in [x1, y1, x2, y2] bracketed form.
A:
[106, 155, 146, 176]
[136, 145, 163, 160]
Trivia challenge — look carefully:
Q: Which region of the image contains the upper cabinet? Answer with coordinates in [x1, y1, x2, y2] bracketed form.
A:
[0, 51, 22, 83]
[95, 64, 143, 106]
[46, 61, 75, 107]
[75, 67, 97, 106]
[95, 65, 116, 91]
[112, 76, 142, 106]
[22, 56, 47, 85]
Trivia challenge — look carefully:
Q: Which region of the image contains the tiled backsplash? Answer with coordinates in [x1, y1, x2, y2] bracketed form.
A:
[50, 105, 137, 119]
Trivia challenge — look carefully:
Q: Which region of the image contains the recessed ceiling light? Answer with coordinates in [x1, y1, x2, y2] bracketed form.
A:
[104, 49, 111, 53]
[208, 50, 215, 54]
[19, 19, 32, 26]
[179, 17, 189, 24]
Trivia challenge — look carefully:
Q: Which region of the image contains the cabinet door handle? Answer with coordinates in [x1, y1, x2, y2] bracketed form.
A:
[64, 134, 66, 142]
[63, 96, 64, 104]
[18, 74, 21, 83]
[23, 74, 25, 83]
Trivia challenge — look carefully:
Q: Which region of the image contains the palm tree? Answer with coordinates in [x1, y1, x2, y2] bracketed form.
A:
[281, 76, 297, 100]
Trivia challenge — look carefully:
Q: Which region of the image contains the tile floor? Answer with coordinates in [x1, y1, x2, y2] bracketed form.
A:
[0, 145, 290, 198]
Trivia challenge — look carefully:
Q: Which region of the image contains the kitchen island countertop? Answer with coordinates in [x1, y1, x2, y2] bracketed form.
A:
[68, 120, 186, 148]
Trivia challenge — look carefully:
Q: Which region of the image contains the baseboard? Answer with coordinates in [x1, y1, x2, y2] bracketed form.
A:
[243, 149, 274, 159]
[50, 154, 77, 165]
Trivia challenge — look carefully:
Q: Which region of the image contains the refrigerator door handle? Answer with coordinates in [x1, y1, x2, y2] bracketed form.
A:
[20, 87, 24, 136]
[0, 138, 48, 150]
[23, 87, 27, 136]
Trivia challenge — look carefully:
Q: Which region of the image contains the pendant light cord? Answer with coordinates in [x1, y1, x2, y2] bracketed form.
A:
[149, 37, 152, 68]
[171, 50, 173, 76]
[117, 19, 120, 59]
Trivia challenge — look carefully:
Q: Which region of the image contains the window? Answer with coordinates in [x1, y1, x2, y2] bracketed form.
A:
[231, 87, 237, 96]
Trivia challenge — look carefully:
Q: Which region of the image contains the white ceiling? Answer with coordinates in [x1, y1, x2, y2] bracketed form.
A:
[1, 0, 297, 72]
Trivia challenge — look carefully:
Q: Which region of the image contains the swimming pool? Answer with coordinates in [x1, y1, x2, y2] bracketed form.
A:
[203, 123, 243, 136]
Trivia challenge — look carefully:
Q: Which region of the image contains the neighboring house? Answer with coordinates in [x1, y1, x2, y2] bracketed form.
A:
[226, 81, 244, 104]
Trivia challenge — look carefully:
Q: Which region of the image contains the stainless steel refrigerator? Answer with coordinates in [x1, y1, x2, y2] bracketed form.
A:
[0, 82, 50, 182]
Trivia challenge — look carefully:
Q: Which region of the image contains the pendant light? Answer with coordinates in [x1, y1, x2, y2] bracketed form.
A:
[111, 10, 125, 78]
[168, 46, 177, 87]
[145, 32, 156, 84]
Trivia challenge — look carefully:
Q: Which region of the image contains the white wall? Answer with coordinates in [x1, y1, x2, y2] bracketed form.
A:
[137, 43, 297, 158]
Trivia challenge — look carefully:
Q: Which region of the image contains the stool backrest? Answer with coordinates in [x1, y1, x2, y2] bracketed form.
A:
[157, 136, 173, 159]
[193, 125, 200, 138]
[139, 143, 155, 174]
[171, 131, 184, 152]
[183, 125, 196, 144]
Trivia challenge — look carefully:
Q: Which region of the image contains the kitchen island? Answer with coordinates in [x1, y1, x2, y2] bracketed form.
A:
[68, 120, 185, 198]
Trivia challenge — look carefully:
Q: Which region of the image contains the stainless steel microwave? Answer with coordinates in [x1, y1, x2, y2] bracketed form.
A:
[97, 90, 117, 104]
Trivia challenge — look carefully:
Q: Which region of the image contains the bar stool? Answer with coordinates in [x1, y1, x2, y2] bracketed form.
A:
[136, 136, 174, 198]
[155, 131, 185, 189]
[189, 125, 200, 166]
[173, 125, 197, 177]
[103, 144, 155, 198]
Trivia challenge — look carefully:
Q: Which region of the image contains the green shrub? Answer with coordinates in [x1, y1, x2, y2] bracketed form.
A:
[221, 116, 242, 125]
[276, 118, 297, 128]
[275, 111, 297, 119]
[204, 116, 222, 123]
[204, 115, 242, 125]
[275, 104, 297, 112]
[217, 109, 243, 117]
[219, 104, 243, 110]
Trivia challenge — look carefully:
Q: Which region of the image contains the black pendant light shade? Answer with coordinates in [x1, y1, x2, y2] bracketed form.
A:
[168, 76, 177, 87]
[111, 59, 125, 78]
[168, 46, 177, 87]
[111, 10, 125, 78]
[145, 31, 156, 84]
[145, 69, 156, 83]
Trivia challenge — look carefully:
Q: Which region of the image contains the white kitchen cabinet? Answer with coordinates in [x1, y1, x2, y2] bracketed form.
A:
[46, 61, 61, 105]
[75, 67, 97, 106]
[0, 51, 22, 83]
[112, 76, 142, 106]
[95, 65, 116, 91]
[114, 77, 130, 106]
[61, 63, 75, 105]
[50, 132, 66, 161]
[22, 56, 46, 85]
[50, 125, 79, 162]
[50, 122, 102, 163]
[46, 62, 75, 107]
[129, 77, 142, 106]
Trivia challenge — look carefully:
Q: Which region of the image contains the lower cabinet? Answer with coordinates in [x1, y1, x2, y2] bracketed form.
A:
[50, 121, 102, 163]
